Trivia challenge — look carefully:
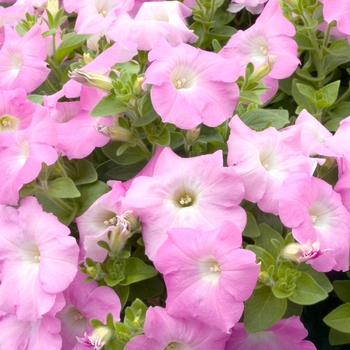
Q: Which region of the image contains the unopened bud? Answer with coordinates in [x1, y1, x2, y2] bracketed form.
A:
[69, 69, 113, 92]
[95, 124, 133, 142]
[83, 53, 93, 64]
[77, 326, 113, 350]
[282, 240, 325, 263]
[250, 55, 277, 82]
[133, 76, 146, 95]
[109, 211, 133, 253]
[186, 126, 201, 143]
[47, 0, 59, 17]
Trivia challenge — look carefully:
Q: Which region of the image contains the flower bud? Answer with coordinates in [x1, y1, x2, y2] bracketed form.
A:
[69, 69, 113, 92]
[95, 124, 133, 142]
[47, 0, 59, 17]
[282, 240, 325, 263]
[77, 327, 113, 350]
[249, 55, 277, 82]
[109, 211, 133, 253]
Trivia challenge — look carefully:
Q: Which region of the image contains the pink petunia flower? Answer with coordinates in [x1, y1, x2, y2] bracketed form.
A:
[124, 306, 230, 350]
[0, 24, 50, 93]
[122, 147, 246, 260]
[0, 88, 37, 133]
[0, 196, 79, 321]
[76, 180, 127, 262]
[227, 115, 319, 215]
[225, 316, 316, 350]
[228, 0, 267, 15]
[145, 38, 240, 129]
[107, 1, 197, 51]
[0, 293, 66, 350]
[276, 173, 350, 272]
[153, 221, 260, 333]
[57, 271, 121, 350]
[220, 0, 299, 80]
[0, 106, 58, 205]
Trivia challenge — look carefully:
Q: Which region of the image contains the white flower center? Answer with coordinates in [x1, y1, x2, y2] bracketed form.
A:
[165, 342, 190, 350]
[179, 194, 192, 206]
[20, 241, 41, 266]
[171, 64, 197, 90]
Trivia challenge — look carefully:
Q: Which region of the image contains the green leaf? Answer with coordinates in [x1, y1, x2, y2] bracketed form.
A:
[55, 33, 91, 63]
[292, 79, 317, 114]
[27, 94, 43, 104]
[114, 285, 130, 308]
[283, 300, 303, 318]
[289, 272, 328, 305]
[72, 159, 98, 185]
[244, 286, 287, 332]
[333, 281, 350, 303]
[242, 211, 261, 238]
[324, 303, 350, 333]
[329, 328, 350, 346]
[297, 264, 333, 293]
[320, 80, 340, 106]
[90, 319, 104, 328]
[128, 275, 165, 301]
[254, 223, 284, 259]
[246, 245, 276, 273]
[296, 83, 315, 103]
[148, 127, 170, 147]
[46, 177, 80, 198]
[119, 258, 158, 286]
[75, 180, 110, 216]
[35, 192, 77, 225]
[103, 141, 149, 165]
[240, 108, 289, 130]
[90, 94, 128, 116]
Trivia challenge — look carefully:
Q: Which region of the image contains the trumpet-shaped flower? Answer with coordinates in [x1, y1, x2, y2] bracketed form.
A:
[57, 271, 121, 350]
[122, 147, 246, 260]
[228, 0, 267, 15]
[276, 173, 350, 272]
[107, 1, 197, 51]
[0, 196, 79, 321]
[227, 115, 318, 214]
[0, 106, 58, 205]
[153, 221, 260, 332]
[0, 88, 36, 133]
[0, 293, 66, 350]
[0, 24, 50, 93]
[220, 0, 299, 79]
[125, 307, 230, 350]
[145, 38, 240, 129]
[225, 316, 316, 350]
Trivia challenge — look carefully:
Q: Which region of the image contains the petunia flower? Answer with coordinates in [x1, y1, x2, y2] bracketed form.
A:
[153, 221, 260, 333]
[0, 196, 79, 321]
[220, 0, 299, 80]
[0, 24, 50, 93]
[225, 316, 316, 350]
[145, 38, 240, 129]
[57, 271, 121, 350]
[124, 306, 230, 350]
[122, 147, 246, 260]
[276, 173, 350, 272]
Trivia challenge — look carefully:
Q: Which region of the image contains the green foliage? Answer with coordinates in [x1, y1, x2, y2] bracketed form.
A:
[55, 33, 91, 63]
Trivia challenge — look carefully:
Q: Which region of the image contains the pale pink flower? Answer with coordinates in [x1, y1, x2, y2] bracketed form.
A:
[225, 316, 316, 350]
[125, 307, 230, 350]
[0, 196, 79, 321]
[335, 154, 350, 212]
[57, 271, 121, 350]
[0, 293, 65, 350]
[324, 116, 350, 156]
[0, 24, 50, 93]
[122, 147, 246, 260]
[154, 221, 260, 332]
[227, 115, 319, 214]
[145, 38, 240, 129]
[0, 106, 58, 205]
[107, 1, 197, 51]
[220, 0, 299, 79]
[0, 88, 36, 133]
[76, 181, 126, 262]
[319, 0, 350, 39]
[228, 0, 267, 14]
[276, 173, 350, 272]
[55, 86, 113, 160]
